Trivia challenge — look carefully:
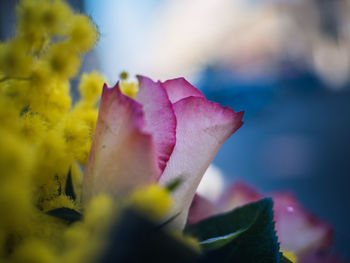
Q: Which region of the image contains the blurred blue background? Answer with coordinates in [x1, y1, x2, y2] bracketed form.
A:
[1, 0, 349, 260]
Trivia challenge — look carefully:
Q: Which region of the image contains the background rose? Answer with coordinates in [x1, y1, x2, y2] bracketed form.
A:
[188, 182, 342, 262]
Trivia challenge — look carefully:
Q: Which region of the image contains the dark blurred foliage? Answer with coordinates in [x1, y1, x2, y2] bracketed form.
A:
[100, 209, 201, 263]
[100, 200, 285, 263]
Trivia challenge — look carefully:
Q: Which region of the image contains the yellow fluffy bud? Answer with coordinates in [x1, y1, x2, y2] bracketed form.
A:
[71, 104, 98, 139]
[128, 184, 173, 220]
[0, 41, 33, 77]
[20, 112, 48, 141]
[46, 42, 80, 79]
[68, 14, 98, 53]
[0, 129, 33, 180]
[39, 0, 72, 35]
[62, 115, 91, 164]
[78, 71, 105, 103]
[11, 239, 57, 263]
[120, 81, 139, 98]
[17, 0, 72, 35]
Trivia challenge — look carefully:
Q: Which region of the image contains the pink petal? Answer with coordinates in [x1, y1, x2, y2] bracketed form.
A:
[272, 192, 333, 255]
[135, 76, 176, 174]
[219, 181, 262, 212]
[187, 194, 221, 225]
[162, 78, 205, 104]
[159, 96, 244, 228]
[83, 83, 159, 202]
[218, 182, 334, 256]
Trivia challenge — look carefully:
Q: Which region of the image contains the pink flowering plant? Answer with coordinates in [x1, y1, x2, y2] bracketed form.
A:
[77, 74, 346, 263]
[83, 76, 243, 228]
[0, 1, 344, 262]
[79, 75, 301, 262]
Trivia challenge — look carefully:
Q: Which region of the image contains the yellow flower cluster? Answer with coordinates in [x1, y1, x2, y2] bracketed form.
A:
[9, 194, 116, 263]
[0, 1, 190, 262]
[0, 0, 110, 262]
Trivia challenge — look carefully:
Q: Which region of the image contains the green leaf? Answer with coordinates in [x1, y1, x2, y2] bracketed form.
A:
[185, 198, 281, 263]
[65, 169, 76, 201]
[46, 207, 82, 224]
[199, 228, 247, 251]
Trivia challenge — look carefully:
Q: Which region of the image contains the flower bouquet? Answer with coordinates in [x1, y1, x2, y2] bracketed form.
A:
[0, 1, 343, 263]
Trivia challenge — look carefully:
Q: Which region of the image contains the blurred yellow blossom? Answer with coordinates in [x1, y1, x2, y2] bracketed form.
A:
[0, 0, 103, 261]
[46, 43, 81, 79]
[119, 73, 139, 98]
[128, 184, 173, 221]
[0, 41, 33, 77]
[283, 251, 297, 263]
[78, 71, 106, 104]
[68, 14, 99, 53]
[11, 239, 57, 263]
[62, 195, 117, 263]
[119, 80, 139, 98]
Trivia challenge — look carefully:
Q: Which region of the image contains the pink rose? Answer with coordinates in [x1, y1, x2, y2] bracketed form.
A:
[82, 76, 243, 227]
